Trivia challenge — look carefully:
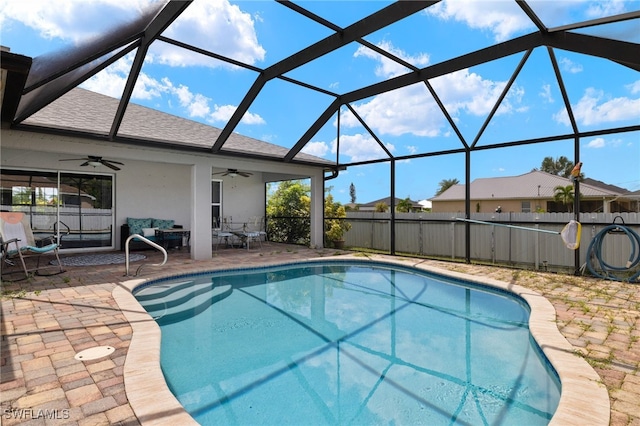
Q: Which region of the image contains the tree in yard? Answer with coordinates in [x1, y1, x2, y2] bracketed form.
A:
[266, 180, 311, 244]
[325, 193, 351, 245]
[538, 156, 583, 179]
[375, 202, 388, 212]
[396, 197, 413, 212]
[553, 185, 575, 212]
[435, 178, 459, 196]
[349, 182, 356, 204]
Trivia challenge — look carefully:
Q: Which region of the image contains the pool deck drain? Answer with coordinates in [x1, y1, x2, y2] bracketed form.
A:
[74, 346, 115, 361]
[1, 246, 638, 425]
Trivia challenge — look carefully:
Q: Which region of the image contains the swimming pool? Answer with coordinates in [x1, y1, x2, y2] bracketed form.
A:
[134, 260, 561, 425]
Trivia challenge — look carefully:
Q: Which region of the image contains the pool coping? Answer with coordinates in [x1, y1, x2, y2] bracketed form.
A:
[112, 254, 610, 425]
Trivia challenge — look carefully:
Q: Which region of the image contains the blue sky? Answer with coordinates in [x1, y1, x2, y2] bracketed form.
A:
[1, 0, 639, 205]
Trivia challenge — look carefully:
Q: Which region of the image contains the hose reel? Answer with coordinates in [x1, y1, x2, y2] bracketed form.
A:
[584, 216, 640, 283]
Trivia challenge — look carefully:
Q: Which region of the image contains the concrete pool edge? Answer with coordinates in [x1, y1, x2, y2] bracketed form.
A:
[372, 255, 611, 426]
[113, 279, 200, 426]
[113, 254, 610, 425]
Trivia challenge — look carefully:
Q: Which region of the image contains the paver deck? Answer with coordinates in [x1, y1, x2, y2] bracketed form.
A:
[2, 244, 639, 425]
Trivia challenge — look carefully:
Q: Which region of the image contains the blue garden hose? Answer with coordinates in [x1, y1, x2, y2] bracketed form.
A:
[585, 224, 640, 282]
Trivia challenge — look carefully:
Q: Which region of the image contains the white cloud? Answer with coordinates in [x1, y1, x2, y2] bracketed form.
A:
[626, 80, 640, 95]
[426, 0, 533, 42]
[559, 57, 583, 74]
[354, 41, 429, 78]
[0, 0, 265, 68]
[154, 0, 265, 67]
[434, 69, 525, 116]
[301, 141, 329, 157]
[339, 58, 523, 138]
[585, 0, 627, 18]
[81, 54, 265, 125]
[0, 0, 150, 43]
[586, 137, 605, 148]
[208, 104, 265, 125]
[554, 87, 640, 126]
[330, 134, 395, 163]
[81, 54, 169, 99]
[539, 84, 554, 103]
[340, 84, 442, 137]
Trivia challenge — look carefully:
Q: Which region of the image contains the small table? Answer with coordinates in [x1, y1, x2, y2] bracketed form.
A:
[155, 228, 190, 250]
[232, 230, 262, 250]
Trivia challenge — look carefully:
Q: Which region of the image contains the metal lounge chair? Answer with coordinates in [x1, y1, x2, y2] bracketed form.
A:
[212, 217, 234, 250]
[0, 212, 65, 280]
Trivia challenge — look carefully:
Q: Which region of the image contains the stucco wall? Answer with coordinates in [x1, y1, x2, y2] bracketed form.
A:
[1, 128, 326, 256]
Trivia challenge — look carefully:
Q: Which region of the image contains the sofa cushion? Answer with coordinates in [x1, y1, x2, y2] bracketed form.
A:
[153, 219, 175, 229]
[127, 217, 152, 235]
[142, 227, 157, 237]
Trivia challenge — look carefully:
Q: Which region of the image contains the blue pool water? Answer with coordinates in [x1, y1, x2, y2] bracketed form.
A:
[134, 261, 560, 425]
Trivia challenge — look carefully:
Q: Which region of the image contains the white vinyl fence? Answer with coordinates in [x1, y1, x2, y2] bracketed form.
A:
[344, 212, 640, 272]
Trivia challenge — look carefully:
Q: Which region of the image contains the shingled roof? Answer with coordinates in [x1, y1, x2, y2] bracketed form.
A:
[431, 170, 624, 201]
[22, 87, 331, 166]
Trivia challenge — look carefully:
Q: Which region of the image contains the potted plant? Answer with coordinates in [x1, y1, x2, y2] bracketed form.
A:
[325, 194, 351, 249]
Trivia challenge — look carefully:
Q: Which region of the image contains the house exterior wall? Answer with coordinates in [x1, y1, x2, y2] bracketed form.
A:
[432, 198, 609, 213]
[1, 128, 327, 258]
[431, 200, 531, 214]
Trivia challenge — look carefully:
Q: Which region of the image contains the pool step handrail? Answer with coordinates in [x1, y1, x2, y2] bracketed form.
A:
[125, 234, 168, 276]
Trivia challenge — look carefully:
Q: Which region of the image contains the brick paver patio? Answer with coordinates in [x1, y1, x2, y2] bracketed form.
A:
[2, 245, 639, 425]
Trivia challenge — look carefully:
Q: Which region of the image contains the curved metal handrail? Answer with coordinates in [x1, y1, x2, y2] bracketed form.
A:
[125, 234, 167, 277]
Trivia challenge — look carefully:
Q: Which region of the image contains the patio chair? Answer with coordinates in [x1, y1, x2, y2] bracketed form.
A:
[0, 212, 65, 280]
[249, 216, 268, 243]
[212, 217, 234, 250]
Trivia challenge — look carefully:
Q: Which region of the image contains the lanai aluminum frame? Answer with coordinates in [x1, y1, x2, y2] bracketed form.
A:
[2, 1, 639, 269]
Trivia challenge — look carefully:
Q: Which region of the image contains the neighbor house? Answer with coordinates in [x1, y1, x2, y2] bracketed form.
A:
[429, 170, 634, 214]
[357, 197, 424, 212]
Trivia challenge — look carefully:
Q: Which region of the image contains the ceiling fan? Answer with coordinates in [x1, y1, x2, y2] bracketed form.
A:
[213, 168, 253, 178]
[59, 156, 124, 171]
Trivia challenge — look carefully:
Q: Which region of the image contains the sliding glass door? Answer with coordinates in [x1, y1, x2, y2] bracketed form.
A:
[1, 169, 114, 249]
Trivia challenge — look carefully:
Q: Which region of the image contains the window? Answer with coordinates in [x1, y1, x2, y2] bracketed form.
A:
[521, 201, 531, 213]
[211, 180, 222, 228]
[1, 169, 114, 249]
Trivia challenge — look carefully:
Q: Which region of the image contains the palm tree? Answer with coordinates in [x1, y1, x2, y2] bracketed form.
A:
[435, 178, 459, 196]
[396, 197, 413, 212]
[540, 156, 575, 178]
[553, 185, 575, 212]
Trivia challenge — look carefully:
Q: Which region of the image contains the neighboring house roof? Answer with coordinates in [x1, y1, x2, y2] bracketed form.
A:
[22, 88, 331, 166]
[617, 189, 640, 200]
[430, 170, 625, 201]
[582, 178, 631, 194]
[360, 197, 422, 208]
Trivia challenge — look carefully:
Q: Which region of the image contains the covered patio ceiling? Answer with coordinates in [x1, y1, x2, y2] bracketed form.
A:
[2, 0, 638, 171]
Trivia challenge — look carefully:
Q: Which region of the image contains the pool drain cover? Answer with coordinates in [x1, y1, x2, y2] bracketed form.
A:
[74, 346, 115, 361]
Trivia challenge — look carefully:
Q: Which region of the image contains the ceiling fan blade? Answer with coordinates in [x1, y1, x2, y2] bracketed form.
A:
[237, 172, 252, 177]
[102, 161, 121, 171]
[79, 161, 90, 167]
[60, 158, 88, 161]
